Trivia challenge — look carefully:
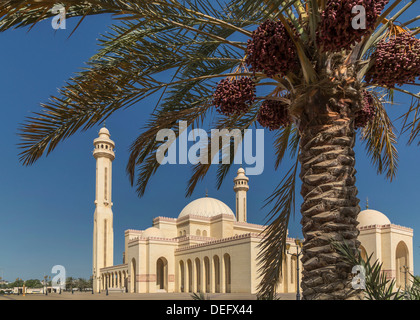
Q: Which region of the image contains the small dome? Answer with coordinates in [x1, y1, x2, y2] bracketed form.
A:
[99, 127, 110, 136]
[142, 227, 165, 238]
[357, 209, 391, 227]
[178, 197, 235, 219]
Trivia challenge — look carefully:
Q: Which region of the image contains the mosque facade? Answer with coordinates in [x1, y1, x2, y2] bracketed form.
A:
[91, 128, 414, 294]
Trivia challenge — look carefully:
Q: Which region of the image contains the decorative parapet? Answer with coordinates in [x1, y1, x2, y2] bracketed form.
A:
[177, 213, 234, 224]
[125, 229, 143, 234]
[175, 232, 264, 253]
[128, 235, 178, 245]
[100, 263, 128, 273]
[233, 221, 265, 229]
[359, 223, 413, 233]
[153, 216, 177, 223]
[178, 235, 216, 242]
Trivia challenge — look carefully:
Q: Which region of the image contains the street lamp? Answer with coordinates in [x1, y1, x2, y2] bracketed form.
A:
[286, 238, 303, 300]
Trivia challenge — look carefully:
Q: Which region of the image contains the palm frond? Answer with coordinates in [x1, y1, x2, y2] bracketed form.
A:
[401, 95, 420, 145]
[186, 105, 259, 196]
[332, 240, 404, 300]
[17, 6, 258, 166]
[0, 0, 134, 31]
[273, 124, 300, 169]
[256, 158, 299, 298]
[360, 92, 398, 181]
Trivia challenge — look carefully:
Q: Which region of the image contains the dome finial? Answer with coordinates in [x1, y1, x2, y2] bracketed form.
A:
[103, 120, 106, 128]
[366, 197, 369, 209]
[205, 188, 208, 197]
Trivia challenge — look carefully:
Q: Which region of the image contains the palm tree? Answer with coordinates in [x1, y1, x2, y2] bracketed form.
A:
[1, 0, 419, 300]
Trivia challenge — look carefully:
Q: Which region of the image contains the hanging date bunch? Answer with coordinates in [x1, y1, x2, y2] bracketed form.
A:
[257, 98, 291, 130]
[317, 0, 389, 52]
[212, 77, 256, 116]
[355, 90, 376, 128]
[245, 19, 299, 78]
[365, 31, 420, 87]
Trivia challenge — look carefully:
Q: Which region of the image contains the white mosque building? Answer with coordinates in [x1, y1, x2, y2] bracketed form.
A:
[91, 127, 414, 294]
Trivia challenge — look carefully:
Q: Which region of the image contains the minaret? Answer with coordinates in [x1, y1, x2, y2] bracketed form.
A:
[92, 125, 115, 293]
[233, 168, 249, 222]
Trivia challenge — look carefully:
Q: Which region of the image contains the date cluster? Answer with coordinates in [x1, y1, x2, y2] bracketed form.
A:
[245, 19, 299, 78]
[317, 0, 389, 52]
[257, 99, 291, 130]
[212, 77, 256, 116]
[366, 32, 420, 87]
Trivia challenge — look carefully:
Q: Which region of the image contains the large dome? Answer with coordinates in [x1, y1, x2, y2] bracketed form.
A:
[178, 197, 235, 219]
[357, 209, 391, 227]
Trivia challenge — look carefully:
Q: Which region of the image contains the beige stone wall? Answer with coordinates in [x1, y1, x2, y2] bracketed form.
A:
[152, 217, 177, 238]
[126, 237, 177, 293]
[358, 224, 413, 287]
[175, 234, 257, 293]
[210, 215, 234, 239]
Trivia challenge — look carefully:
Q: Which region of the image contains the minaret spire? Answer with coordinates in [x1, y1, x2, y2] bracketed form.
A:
[92, 126, 115, 293]
[233, 167, 249, 222]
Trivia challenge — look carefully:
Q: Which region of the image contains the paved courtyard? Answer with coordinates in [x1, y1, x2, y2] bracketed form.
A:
[0, 291, 296, 300]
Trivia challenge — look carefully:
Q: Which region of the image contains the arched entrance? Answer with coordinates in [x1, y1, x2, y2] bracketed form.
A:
[223, 254, 231, 293]
[359, 245, 368, 262]
[156, 257, 168, 291]
[187, 259, 193, 292]
[195, 258, 201, 292]
[396, 241, 409, 288]
[131, 258, 137, 293]
[179, 260, 185, 292]
[291, 255, 297, 292]
[281, 255, 288, 292]
[213, 255, 220, 293]
[204, 256, 210, 293]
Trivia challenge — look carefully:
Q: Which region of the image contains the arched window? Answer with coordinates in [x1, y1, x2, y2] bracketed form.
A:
[104, 167, 108, 200]
[196, 229, 201, 236]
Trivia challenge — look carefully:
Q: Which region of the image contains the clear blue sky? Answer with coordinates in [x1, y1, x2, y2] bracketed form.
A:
[0, 6, 419, 282]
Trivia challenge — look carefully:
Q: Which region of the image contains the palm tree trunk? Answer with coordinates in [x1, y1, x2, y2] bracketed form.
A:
[298, 95, 362, 300]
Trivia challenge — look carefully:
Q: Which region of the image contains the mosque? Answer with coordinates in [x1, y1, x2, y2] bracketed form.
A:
[91, 127, 414, 294]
